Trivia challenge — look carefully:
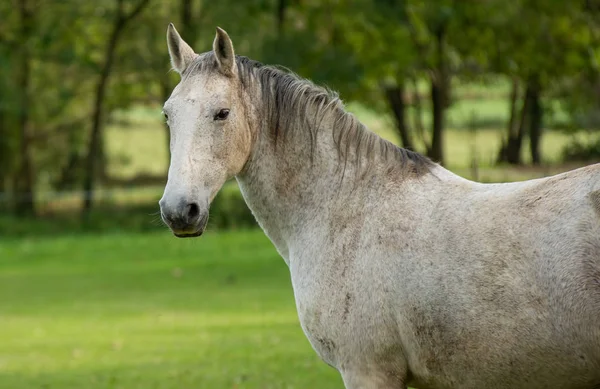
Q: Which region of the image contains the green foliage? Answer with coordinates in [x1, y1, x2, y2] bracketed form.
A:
[1, 0, 600, 215]
[562, 136, 600, 163]
[210, 182, 257, 230]
[0, 182, 255, 238]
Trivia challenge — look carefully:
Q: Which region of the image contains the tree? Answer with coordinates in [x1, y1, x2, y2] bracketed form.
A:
[454, 0, 595, 165]
[82, 0, 151, 216]
[12, 0, 36, 215]
[0, 0, 96, 213]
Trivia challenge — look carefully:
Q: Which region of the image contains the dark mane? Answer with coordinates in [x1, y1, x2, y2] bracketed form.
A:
[183, 52, 433, 178]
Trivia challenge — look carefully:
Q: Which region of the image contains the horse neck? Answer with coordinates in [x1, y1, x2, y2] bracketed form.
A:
[235, 99, 396, 262]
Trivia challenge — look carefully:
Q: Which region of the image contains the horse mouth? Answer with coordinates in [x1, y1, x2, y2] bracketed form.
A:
[173, 229, 204, 238]
[161, 211, 209, 238]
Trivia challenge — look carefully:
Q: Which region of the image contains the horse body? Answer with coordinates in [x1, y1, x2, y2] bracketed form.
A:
[238, 138, 600, 388]
[160, 24, 600, 388]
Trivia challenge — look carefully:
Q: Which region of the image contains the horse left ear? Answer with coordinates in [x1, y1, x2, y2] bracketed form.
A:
[213, 27, 236, 76]
[167, 23, 196, 74]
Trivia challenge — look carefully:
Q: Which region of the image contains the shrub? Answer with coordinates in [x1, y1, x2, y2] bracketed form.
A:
[2, 183, 257, 238]
[562, 137, 600, 163]
[210, 185, 257, 230]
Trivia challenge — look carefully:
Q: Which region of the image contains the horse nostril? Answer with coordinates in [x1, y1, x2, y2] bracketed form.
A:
[185, 202, 200, 221]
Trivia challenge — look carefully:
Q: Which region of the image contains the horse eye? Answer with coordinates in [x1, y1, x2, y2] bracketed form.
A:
[163, 111, 168, 120]
[214, 109, 230, 121]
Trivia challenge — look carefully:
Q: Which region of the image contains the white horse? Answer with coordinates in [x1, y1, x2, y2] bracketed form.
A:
[159, 24, 600, 389]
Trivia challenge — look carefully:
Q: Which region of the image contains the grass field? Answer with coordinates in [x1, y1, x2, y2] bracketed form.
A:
[0, 231, 343, 389]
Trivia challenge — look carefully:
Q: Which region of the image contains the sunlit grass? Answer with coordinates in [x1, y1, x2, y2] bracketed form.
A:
[0, 231, 343, 389]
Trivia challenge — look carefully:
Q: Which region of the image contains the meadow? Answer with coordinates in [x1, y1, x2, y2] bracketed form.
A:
[0, 231, 343, 389]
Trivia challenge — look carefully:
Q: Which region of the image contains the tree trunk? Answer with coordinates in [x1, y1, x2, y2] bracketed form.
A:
[528, 80, 542, 165]
[0, 64, 7, 207]
[429, 77, 445, 163]
[505, 85, 533, 165]
[497, 78, 520, 163]
[427, 23, 448, 165]
[14, 0, 35, 216]
[0, 84, 8, 212]
[181, 0, 196, 44]
[82, 0, 151, 217]
[55, 150, 81, 191]
[384, 83, 414, 151]
[410, 75, 427, 147]
[83, 22, 122, 215]
[277, 0, 288, 36]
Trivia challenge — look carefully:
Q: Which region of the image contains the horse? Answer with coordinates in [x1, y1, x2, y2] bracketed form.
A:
[159, 24, 600, 389]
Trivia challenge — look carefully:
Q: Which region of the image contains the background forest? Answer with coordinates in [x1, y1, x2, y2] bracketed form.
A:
[1, 0, 599, 229]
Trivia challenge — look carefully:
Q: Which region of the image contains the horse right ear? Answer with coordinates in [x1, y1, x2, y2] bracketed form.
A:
[167, 23, 196, 74]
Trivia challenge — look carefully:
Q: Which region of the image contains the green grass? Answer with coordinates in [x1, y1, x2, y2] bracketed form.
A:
[0, 230, 343, 388]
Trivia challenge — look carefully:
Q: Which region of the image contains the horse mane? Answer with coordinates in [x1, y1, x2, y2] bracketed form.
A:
[183, 52, 434, 178]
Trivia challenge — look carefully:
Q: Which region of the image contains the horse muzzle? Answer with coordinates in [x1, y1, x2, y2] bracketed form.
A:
[159, 198, 209, 238]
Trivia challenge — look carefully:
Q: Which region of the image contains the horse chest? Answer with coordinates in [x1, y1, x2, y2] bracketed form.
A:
[298, 308, 340, 366]
[290, 259, 391, 371]
[290, 268, 356, 366]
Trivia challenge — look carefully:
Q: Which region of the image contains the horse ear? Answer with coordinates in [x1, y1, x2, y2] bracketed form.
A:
[167, 23, 196, 74]
[213, 27, 236, 76]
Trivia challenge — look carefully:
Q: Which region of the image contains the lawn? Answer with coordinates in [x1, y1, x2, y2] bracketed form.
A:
[0, 231, 343, 389]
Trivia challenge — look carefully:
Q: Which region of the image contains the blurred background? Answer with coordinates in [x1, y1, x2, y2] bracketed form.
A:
[1, 0, 599, 388]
